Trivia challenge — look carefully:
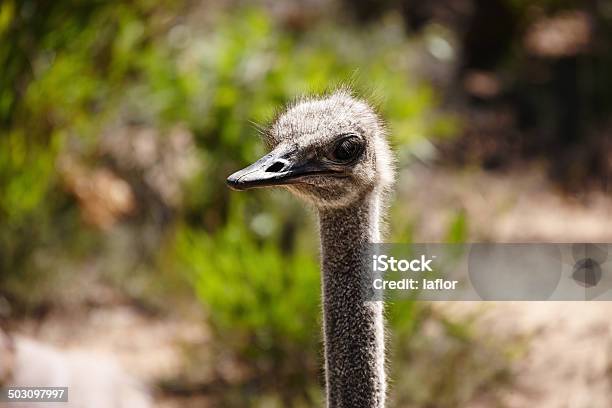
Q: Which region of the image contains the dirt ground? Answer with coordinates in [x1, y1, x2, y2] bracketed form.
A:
[404, 163, 612, 408]
[7, 164, 612, 407]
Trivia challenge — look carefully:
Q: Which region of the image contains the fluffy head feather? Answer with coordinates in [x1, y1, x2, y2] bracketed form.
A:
[266, 89, 395, 209]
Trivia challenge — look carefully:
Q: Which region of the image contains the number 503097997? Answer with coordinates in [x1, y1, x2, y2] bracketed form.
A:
[3, 387, 68, 402]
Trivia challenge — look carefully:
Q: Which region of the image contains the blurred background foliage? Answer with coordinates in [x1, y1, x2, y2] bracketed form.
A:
[1, 0, 610, 406]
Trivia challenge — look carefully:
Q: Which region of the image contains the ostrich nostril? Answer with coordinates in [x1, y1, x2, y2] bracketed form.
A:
[265, 161, 287, 173]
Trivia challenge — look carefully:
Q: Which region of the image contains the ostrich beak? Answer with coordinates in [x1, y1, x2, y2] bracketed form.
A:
[226, 147, 339, 190]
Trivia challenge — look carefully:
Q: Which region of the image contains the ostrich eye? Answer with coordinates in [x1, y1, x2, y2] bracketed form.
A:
[331, 136, 363, 163]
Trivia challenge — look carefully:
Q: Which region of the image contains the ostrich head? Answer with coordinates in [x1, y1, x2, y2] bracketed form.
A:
[227, 90, 394, 209]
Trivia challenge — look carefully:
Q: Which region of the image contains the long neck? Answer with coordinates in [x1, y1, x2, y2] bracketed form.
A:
[318, 191, 386, 408]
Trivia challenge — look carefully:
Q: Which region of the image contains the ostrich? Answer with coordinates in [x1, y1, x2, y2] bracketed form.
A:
[227, 90, 394, 407]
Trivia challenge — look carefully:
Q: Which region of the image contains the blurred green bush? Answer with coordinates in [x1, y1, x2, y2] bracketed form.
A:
[175, 199, 322, 403]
